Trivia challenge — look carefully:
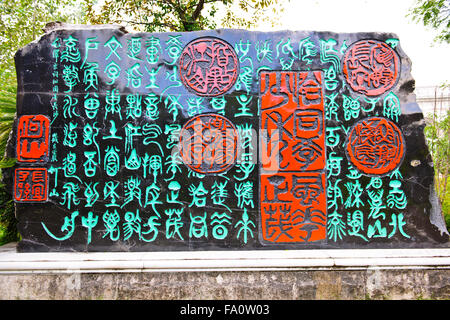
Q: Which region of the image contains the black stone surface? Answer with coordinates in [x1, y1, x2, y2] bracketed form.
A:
[5, 24, 449, 252]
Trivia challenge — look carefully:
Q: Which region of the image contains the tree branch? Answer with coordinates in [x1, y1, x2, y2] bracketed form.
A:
[192, 0, 205, 20]
[115, 19, 179, 31]
[162, 0, 186, 20]
[186, 0, 223, 10]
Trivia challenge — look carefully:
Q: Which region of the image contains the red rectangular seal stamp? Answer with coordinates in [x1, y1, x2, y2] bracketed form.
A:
[16, 115, 50, 162]
[14, 168, 48, 202]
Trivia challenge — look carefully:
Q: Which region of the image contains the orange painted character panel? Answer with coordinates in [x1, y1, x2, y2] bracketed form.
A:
[260, 71, 325, 172]
[261, 172, 326, 242]
[260, 71, 327, 243]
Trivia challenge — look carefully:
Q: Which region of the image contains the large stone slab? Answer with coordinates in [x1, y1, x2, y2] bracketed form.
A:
[5, 23, 449, 251]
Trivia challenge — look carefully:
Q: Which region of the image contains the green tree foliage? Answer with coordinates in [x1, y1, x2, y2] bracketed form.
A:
[409, 1, 450, 229]
[85, 0, 285, 32]
[424, 85, 450, 231]
[408, 0, 450, 43]
[0, 0, 89, 244]
[0, 81, 18, 245]
[0, 0, 89, 82]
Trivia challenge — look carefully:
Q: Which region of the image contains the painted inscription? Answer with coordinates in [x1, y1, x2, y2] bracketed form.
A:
[260, 71, 327, 242]
[13, 27, 445, 252]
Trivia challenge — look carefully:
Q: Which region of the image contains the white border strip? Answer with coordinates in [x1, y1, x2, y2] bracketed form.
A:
[0, 245, 449, 273]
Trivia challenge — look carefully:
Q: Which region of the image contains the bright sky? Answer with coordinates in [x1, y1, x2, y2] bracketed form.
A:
[253, 0, 449, 88]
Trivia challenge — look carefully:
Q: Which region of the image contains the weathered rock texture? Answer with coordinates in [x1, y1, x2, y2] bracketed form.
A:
[5, 24, 449, 251]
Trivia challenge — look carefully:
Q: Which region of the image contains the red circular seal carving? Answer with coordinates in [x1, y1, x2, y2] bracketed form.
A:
[346, 117, 405, 176]
[179, 37, 239, 96]
[179, 114, 238, 174]
[343, 40, 400, 96]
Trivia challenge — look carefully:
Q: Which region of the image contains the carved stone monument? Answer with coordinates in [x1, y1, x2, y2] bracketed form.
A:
[5, 24, 449, 251]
